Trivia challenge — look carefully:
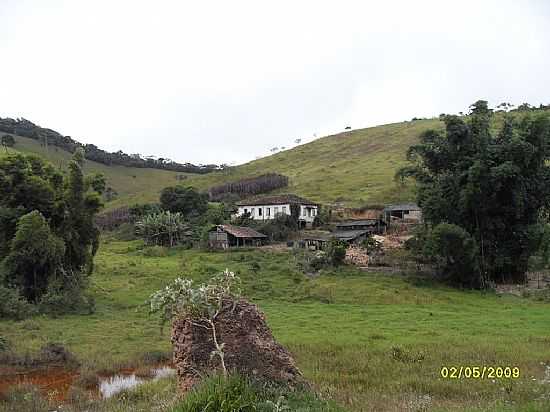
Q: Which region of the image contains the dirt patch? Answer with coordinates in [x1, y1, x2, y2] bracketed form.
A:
[171, 298, 303, 392]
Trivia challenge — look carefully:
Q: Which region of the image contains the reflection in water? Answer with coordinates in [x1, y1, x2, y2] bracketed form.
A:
[99, 367, 175, 398]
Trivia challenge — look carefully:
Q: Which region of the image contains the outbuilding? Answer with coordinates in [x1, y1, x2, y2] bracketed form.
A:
[208, 224, 267, 249]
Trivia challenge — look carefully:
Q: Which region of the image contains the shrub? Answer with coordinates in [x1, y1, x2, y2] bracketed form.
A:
[142, 246, 169, 257]
[135, 211, 192, 247]
[141, 350, 171, 365]
[426, 223, 480, 287]
[326, 239, 347, 266]
[0, 336, 10, 352]
[39, 342, 78, 366]
[172, 374, 258, 412]
[38, 272, 95, 316]
[0, 285, 35, 320]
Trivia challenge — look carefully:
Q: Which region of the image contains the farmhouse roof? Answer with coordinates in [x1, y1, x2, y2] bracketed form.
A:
[336, 219, 385, 228]
[217, 224, 267, 239]
[384, 203, 421, 212]
[331, 230, 369, 241]
[236, 194, 317, 207]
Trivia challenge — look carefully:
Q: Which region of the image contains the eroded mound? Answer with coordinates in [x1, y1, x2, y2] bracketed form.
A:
[171, 298, 303, 391]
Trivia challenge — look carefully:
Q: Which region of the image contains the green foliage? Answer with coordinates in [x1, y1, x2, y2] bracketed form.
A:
[400, 101, 550, 285]
[128, 203, 162, 220]
[0, 285, 35, 319]
[1, 211, 65, 302]
[160, 185, 208, 219]
[1, 134, 15, 148]
[149, 269, 241, 324]
[135, 211, 192, 247]
[171, 374, 259, 412]
[326, 239, 347, 266]
[258, 213, 298, 242]
[425, 223, 479, 286]
[0, 151, 102, 315]
[205, 202, 228, 225]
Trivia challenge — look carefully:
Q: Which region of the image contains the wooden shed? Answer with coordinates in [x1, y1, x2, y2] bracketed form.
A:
[208, 224, 267, 249]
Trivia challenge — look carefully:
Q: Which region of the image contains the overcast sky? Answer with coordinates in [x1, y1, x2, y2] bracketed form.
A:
[1, 1, 549, 165]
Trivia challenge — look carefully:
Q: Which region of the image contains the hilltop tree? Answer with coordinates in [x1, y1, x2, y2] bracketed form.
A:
[398, 100, 550, 286]
[1, 134, 15, 150]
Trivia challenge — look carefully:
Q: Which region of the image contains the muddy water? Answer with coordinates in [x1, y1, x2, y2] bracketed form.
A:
[0, 365, 175, 402]
[0, 367, 78, 402]
[99, 366, 175, 398]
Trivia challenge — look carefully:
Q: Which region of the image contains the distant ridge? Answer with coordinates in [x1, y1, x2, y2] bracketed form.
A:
[0, 117, 222, 174]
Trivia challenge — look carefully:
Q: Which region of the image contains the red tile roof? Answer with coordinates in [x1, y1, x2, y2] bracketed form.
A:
[236, 194, 317, 206]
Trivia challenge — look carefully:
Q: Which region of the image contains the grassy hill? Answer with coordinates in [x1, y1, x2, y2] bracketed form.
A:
[0, 133, 186, 210]
[2, 119, 440, 210]
[184, 118, 443, 207]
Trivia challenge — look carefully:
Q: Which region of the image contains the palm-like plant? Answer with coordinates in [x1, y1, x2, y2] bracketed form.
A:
[135, 211, 192, 247]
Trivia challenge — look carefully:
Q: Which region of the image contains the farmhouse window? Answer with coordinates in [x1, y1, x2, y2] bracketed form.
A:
[244, 208, 248, 214]
[258, 208, 262, 216]
[274, 206, 279, 214]
[282, 206, 287, 214]
[267, 208, 271, 216]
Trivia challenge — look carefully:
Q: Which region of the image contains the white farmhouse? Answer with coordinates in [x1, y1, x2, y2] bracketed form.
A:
[235, 194, 318, 228]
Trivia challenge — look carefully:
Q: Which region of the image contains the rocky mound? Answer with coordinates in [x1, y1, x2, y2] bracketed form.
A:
[171, 298, 303, 391]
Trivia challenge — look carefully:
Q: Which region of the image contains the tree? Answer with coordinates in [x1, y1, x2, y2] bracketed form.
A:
[0, 152, 103, 314]
[160, 186, 208, 219]
[425, 223, 479, 287]
[398, 100, 550, 286]
[1, 134, 15, 150]
[326, 239, 347, 266]
[1, 211, 65, 302]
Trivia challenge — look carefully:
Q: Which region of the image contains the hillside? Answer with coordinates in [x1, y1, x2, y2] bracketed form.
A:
[185, 118, 443, 206]
[2, 119, 440, 210]
[0, 133, 187, 209]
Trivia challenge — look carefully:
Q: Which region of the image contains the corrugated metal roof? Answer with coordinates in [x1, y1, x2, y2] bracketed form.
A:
[336, 219, 382, 228]
[331, 230, 369, 241]
[384, 203, 421, 211]
[217, 224, 267, 238]
[236, 194, 317, 206]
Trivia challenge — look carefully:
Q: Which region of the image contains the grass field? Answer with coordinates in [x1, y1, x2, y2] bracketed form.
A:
[0, 134, 185, 210]
[1, 237, 550, 411]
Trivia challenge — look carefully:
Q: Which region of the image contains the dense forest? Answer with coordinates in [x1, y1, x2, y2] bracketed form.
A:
[208, 173, 289, 201]
[0, 117, 222, 174]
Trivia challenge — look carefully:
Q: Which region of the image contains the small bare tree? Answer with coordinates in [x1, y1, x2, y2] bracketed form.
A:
[149, 269, 241, 377]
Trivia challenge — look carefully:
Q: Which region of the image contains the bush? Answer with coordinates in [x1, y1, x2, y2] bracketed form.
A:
[426, 223, 480, 287]
[172, 374, 259, 412]
[0, 285, 35, 320]
[142, 246, 169, 257]
[38, 274, 95, 316]
[258, 214, 298, 242]
[39, 342, 78, 366]
[326, 239, 347, 266]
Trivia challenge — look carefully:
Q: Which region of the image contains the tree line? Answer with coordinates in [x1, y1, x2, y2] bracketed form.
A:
[208, 173, 289, 201]
[0, 117, 222, 174]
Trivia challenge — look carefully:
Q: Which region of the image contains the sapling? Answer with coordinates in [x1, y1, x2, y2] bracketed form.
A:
[149, 269, 242, 377]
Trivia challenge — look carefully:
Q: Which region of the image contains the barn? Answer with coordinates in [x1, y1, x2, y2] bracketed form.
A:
[208, 224, 267, 249]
